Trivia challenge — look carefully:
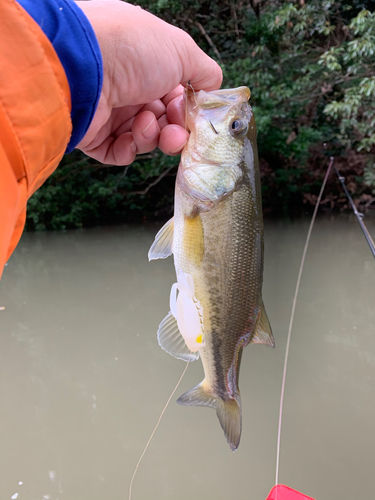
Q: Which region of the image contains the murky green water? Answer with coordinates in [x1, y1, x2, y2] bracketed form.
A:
[0, 215, 374, 500]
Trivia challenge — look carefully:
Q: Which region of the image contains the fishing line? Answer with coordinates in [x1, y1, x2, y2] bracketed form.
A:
[185, 83, 189, 132]
[334, 166, 375, 259]
[275, 157, 334, 487]
[129, 84, 195, 499]
[128, 360, 190, 500]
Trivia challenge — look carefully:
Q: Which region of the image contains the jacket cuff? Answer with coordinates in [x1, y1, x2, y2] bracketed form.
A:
[18, 0, 103, 152]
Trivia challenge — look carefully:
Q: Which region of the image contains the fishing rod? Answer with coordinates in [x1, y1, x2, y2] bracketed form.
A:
[334, 164, 375, 259]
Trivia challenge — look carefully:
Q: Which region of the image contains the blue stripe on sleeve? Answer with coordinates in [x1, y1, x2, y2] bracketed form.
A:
[18, 0, 103, 152]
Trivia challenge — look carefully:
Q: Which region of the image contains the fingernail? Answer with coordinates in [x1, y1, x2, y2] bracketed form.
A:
[141, 119, 157, 140]
[131, 141, 137, 154]
[170, 139, 188, 155]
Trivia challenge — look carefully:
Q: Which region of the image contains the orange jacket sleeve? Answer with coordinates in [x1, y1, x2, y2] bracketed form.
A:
[0, 0, 72, 279]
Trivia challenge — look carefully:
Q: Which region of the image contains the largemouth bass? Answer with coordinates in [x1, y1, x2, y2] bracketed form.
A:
[148, 86, 274, 451]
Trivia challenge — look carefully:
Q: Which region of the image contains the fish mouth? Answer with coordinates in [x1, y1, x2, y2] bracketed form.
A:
[186, 86, 251, 110]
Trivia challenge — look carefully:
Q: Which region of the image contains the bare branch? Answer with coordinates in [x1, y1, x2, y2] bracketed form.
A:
[135, 152, 159, 161]
[115, 165, 130, 187]
[248, 0, 260, 19]
[365, 197, 375, 209]
[211, 29, 245, 34]
[194, 20, 223, 63]
[126, 165, 176, 196]
[231, 2, 240, 38]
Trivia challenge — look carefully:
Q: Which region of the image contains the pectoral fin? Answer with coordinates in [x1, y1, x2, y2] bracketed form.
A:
[148, 217, 174, 261]
[183, 214, 204, 267]
[251, 301, 275, 348]
[157, 311, 199, 362]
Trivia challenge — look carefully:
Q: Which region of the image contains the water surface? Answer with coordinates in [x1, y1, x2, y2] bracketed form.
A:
[0, 216, 374, 500]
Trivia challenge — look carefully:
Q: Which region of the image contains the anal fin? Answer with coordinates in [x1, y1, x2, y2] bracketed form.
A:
[176, 382, 216, 408]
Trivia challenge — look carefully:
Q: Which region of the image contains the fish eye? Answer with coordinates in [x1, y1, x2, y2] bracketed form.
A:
[230, 119, 248, 137]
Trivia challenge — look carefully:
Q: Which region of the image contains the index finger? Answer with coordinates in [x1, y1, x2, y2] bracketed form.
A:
[162, 85, 184, 107]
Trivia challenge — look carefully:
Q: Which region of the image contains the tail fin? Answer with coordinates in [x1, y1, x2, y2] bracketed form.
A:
[216, 396, 242, 451]
[176, 382, 242, 451]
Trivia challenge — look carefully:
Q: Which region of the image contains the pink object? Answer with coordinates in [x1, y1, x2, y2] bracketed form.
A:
[266, 485, 315, 500]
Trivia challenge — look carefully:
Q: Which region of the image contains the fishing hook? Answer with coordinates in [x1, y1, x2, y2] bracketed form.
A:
[209, 120, 219, 134]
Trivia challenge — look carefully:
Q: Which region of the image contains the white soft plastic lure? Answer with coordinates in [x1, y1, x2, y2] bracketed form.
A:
[170, 271, 205, 352]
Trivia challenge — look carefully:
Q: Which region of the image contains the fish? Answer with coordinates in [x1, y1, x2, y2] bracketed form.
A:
[148, 86, 274, 451]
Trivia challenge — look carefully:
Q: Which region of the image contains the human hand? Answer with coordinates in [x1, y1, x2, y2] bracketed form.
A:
[75, 0, 222, 165]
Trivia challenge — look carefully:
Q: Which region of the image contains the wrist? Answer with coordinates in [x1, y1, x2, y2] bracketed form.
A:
[18, 0, 103, 152]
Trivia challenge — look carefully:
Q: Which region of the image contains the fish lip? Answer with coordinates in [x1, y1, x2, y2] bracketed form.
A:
[202, 86, 251, 99]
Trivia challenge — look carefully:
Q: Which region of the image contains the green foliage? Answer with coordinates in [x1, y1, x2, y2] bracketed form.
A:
[141, 0, 375, 203]
[364, 159, 375, 192]
[27, 0, 375, 229]
[26, 151, 178, 231]
[321, 10, 375, 152]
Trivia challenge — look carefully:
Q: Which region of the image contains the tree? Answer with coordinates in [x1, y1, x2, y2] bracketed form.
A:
[27, 0, 375, 229]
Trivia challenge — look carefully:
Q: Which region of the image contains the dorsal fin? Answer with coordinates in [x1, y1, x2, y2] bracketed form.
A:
[250, 300, 275, 348]
[148, 217, 174, 261]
